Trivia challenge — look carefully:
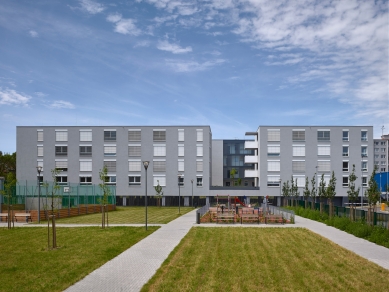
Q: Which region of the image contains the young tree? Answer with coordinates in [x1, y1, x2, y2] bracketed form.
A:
[310, 174, 317, 210]
[230, 168, 237, 186]
[347, 164, 360, 221]
[0, 172, 17, 229]
[318, 174, 326, 214]
[364, 166, 380, 226]
[303, 176, 310, 209]
[282, 180, 290, 206]
[293, 178, 299, 207]
[99, 165, 111, 229]
[154, 180, 164, 207]
[46, 168, 62, 249]
[325, 171, 337, 218]
[290, 176, 295, 207]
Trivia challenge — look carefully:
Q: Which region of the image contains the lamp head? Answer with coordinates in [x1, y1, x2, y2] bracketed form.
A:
[143, 161, 149, 170]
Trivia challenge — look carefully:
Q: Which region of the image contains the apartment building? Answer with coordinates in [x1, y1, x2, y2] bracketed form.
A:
[374, 135, 388, 173]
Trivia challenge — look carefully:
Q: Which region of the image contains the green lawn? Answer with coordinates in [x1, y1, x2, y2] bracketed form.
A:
[0, 226, 158, 292]
[142, 227, 389, 291]
[49, 206, 194, 224]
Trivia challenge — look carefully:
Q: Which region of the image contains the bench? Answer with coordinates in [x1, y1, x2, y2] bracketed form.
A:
[265, 214, 284, 224]
[0, 213, 9, 222]
[240, 213, 260, 224]
[215, 212, 236, 224]
[14, 213, 32, 223]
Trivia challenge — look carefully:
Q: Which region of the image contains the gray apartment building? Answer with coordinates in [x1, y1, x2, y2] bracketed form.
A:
[374, 135, 388, 173]
[16, 126, 212, 204]
[245, 126, 374, 205]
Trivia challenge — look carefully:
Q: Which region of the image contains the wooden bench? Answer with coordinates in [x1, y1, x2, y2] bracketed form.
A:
[265, 214, 284, 224]
[215, 212, 236, 224]
[0, 213, 9, 222]
[14, 213, 32, 222]
[240, 213, 260, 224]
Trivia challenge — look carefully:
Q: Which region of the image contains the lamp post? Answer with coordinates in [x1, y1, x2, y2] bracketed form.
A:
[178, 174, 182, 214]
[143, 161, 149, 231]
[279, 178, 282, 207]
[191, 179, 194, 208]
[36, 166, 42, 223]
[361, 154, 366, 208]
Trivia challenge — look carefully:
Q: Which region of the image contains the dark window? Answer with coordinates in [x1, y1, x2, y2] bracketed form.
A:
[317, 131, 330, 141]
[129, 176, 141, 185]
[104, 131, 116, 141]
[153, 131, 166, 141]
[80, 146, 92, 156]
[55, 146, 67, 156]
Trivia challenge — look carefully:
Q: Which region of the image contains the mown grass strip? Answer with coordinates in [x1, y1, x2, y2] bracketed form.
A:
[142, 228, 389, 292]
[0, 226, 158, 292]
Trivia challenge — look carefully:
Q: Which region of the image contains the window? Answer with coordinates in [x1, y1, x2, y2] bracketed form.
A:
[342, 177, 349, 187]
[361, 131, 367, 141]
[375, 141, 380, 145]
[37, 130, 43, 142]
[80, 176, 92, 185]
[342, 131, 349, 141]
[37, 146, 43, 157]
[129, 161, 141, 172]
[375, 148, 380, 152]
[317, 130, 330, 141]
[128, 130, 141, 141]
[317, 161, 331, 172]
[375, 155, 379, 159]
[381, 168, 386, 172]
[267, 129, 280, 142]
[292, 176, 305, 187]
[153, 176, 166, 186]
[267, 160, 280, 172]
[231, 156, 244, 166]
[361, 161, 367, 172]
[80, 146, 92, 156]
[375, 161, 380, 166]
[381, 141, 386, 146]
[197, 129, 203, 142]
[342, 146, 349, 157]
[178, 176, 184, 186]
[361, 146, 368, 157]
[56, 176, 68, 185]
[104, 176, 116, 185]
[178, 145, 184, 156]
[128, 145, 141, 156]
[293, 145, 305, 156]
[178, 129, 184, 142]
[267, 175, 280, 187]
[318, 145, 330, 156]
[129, 176, 141, 185]
[342, 161, 349, 172]
[382, 161, 387, 165]
[153, 130, 166, 142]
[382, 148, 386, 153]
[267, 145, 280, 156]
[55, 160, 67, 171]
[104, 130, 116, 141]
[292, 161, 305, 173]
[154, 145, 166, 156]
[104, 146, 116, 156]
[55, 146, 67, 156]
[79, 160, 92, 172]
[178, 160, 184, 172]
[80, 130, 92, 142]
[362, 177, 367, 187]
[382, 155, 386, 159]
[292, 130, 305, 141]
[153, 160, 166, 172]
[197, 177, 203, 186]
[196, 160, 203, 172]
[56, 130, 68, 142]
[104, 161, 116, 172]
[197, 145, 203, 157]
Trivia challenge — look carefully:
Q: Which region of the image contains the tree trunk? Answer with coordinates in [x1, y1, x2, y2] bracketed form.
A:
[320, 201, 324, 214]
[305, 199, 308, 209]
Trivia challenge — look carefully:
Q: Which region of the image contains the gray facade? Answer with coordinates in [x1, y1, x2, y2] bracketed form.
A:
[374, 135, 388, 173]
[245, 126, 374, 202]
[16, 126, 211, 198]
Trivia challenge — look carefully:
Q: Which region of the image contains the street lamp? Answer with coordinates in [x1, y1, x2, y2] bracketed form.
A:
[361, 154, 366, 208]
[279, 178, 282, 207]
[143, 161, 149, 231]
[36, 166, 42, 223]
[191, 179, 194, 208]
[178, 174, 182, 214]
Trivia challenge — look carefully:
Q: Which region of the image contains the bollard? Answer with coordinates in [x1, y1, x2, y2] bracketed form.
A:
[196, 212, 200, 224]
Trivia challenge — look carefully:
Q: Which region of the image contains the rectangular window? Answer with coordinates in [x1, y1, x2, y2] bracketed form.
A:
[197, 177, 203, 186]
[317, 130, 330, 141]
[342, 146, 349, 157]
[361, 161, 367, 172]
[104, 130, 116, 141]
[362, 177, 367, 187]
[153, 176, 166, 186]
[318, 145, 330, 156]
[342, 130, 349, 141]
[361, 131, 367, 141]
[56, 130, 68, 142]
[381, 161, 386, 165]
[153, 130, 166, 142]
[153, 160, 166, 172]
[79, 161, 92, 172]
[382, 155, 386, 159]
[317, 161, 331, 172]
[178, 176, 184, 186]
[197, 145, 203, 157]
[381, 168, 386, 172]
[267, 129, 280, 142]
[37, 130, 43, 142]
[267, 175, 280, 187]
[361, 146, 368, 157]
[37, 146, 43, 157]
[267, 145, 280, 156]
[267, 160, 280, 172]
[55, 146, 68, 156]
[342, 177, 349, 187]
[382, 148, 386, 153]
[342, 161, 349, 172]
[292, 161, 305, 173]
[104, 146, 116, 156]
[292, 130, 305, 141]
[293, 176, 305, 187]
[80, 146, 92, 156]
[375, 148, 380, 152]
[178, 129, 184, 142]
[381, 141, 386, 146]
[129, 161, 141, 172]
[293, 145, 305, 157]
[178, 145, 184, 156]
[80, 130, 92, 142]
[196, 160, 203, 172]
[128, 130, 141, 141]
[80, 176, 92, 185]
[56, 176, 68, 185]
[104, 161, 116, 172]
[197, 129, 203, 142]
[104, 176, 116, 185]
[154, 145, 166, 156]
[375, 155, 379, 159]
[128, 145, 141, 156]
[129, 176, 141, 185]
[178, 160, 184, 172]
[55, 160, 68, 171]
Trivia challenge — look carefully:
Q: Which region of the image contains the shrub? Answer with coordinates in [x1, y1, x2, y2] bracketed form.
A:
[369, 225, 389, 248]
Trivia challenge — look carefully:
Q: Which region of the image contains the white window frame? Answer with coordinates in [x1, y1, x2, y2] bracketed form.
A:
[128, 160, 142, 172]
[178, 129, 184, 142]
[267, 160, 280, 172]
[196, 129, 203, 142]
[79, 129, 92, 142]
[55, 130, 68, 142]
[153, 175, 166, 187]
[128, 175, 141, 185]
[37, 130, 43, 142]
[178, 144, 184, 157]
[197, 144, 203, 157]
[37, 145, 43, 157]
[79, 160, 92, 172]
[267, 129, 280, 142]
[267, 145, 280, 156]
[154, 144, 166, 157]
[318, 145, 330, 156]
[196, 159, 203, 172]
[178, 159, 184, 172]
[292, 145, 305, 157]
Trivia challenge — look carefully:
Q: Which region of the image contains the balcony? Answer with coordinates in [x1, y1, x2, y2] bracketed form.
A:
[245, 155, 258, 164]
[245, 169, 259, 178]
[245, 141, 258, 149]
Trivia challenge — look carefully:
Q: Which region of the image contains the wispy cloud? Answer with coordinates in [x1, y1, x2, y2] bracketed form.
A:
[165, 59, 225, 72]
[34, 92, 47, 97]
[106, 13, 141, 35]
[79, 0, 105, 14]
[47, 100, 75, 109]
[133, 40, 151, 48]
[0, 88, 31, 106]
[29, 30, 38, 37]
[157, 40, 192, 54]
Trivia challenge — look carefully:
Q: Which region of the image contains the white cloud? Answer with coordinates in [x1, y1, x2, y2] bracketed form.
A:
[48, 100, 75, 109]
[133, 40, 150, 48]
[0, 88, 31, 106]
[112, 19, 141, 35]
[165, 59, 225, 72]
[157, 40, 192, 54]
[106, 13, 122, 23]
[34, 92, 47, 97]
[79, 0, 105, 14]
[29, 30, 38, 37]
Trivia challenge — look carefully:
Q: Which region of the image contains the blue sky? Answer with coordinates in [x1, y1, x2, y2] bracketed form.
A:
[0, 0, 388, 153]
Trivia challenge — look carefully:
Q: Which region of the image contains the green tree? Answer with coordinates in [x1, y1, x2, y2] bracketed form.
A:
[0, 172, 17, 229]
[364, 166, 380, 226]
[325, 171, 337, 218]
[0, 151, 16, 178]
[347, 164, 360, 221]
[282, 180, 291, 206]
[303, 176, 310, 209]
[99, 165, 111, 229]
[154, 180, 164, 207]
[310, 174, 317, 210]
[230, 168, 237, 186]
[318, 174, 326, 214]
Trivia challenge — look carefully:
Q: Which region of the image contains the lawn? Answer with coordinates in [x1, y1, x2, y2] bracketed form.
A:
[142, 227, 389, 291]
[49, 206, 194, 224]
[0, 226, 158, 292]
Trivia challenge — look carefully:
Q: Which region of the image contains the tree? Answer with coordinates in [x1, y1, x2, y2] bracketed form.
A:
[99, 165, 111, 229]
[303, 176, 310, 209]
[293, 178, 299, 207]
[0, 152, 16, 178]
[318, 174, 326, 214]
[154, 180, 164, 207]
[282, 180, 291, 206]
[0, 172, 17, 229]
[364, 166, 380, 226]
[347, 164, 360, 221]
[45, 168, 62, 249]
[230, 168, 237, 186]
[325, 171, 337, 218]
[310, 174, 316, 210]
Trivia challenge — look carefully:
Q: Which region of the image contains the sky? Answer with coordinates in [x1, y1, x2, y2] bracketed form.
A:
[0, 0, 388, 154]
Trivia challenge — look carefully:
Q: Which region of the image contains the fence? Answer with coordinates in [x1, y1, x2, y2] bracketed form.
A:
[196, 203, 211, 224]
[262, 204, 295, 222]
